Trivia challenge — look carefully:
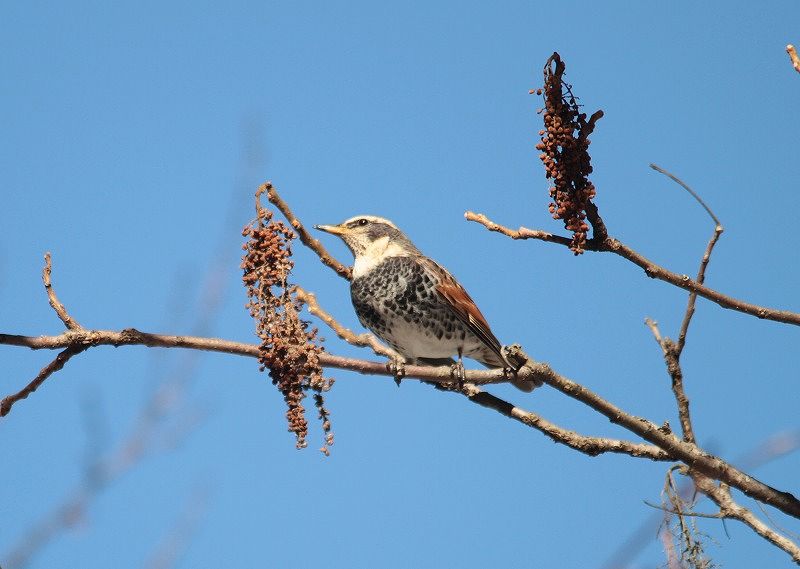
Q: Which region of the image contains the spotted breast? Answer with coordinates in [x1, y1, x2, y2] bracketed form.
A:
[350, 256, 504, 367]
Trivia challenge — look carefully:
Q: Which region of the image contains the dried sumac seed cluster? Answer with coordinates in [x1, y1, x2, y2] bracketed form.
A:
[534, 52, 603, 254]
[242, 183, 334, 454]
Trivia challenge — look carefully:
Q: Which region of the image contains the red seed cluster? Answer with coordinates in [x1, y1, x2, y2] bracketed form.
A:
[534, 53, 604, 254]
[242, 186, 334, 454]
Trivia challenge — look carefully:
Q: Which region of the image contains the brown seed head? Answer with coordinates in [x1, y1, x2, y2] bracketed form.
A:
[534, 53, 603, 254]
[241, 184, 334, 454]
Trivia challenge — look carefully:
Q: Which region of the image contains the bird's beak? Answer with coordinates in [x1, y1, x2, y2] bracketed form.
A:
[314, 223, 347, 236]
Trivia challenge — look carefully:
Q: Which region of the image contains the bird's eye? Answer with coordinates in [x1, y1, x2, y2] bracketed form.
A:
[357, 218, 369, 226]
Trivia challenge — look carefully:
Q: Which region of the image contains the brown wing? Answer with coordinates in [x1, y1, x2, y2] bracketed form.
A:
[418, 257, 506, 365]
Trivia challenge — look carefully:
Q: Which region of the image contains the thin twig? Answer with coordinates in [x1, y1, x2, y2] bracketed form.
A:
[650, 164, 721, 226]
[676, 226, 723, 354]
[459, 383, 670, 460]
[694, 476, 800, 563]
[645, 168, 724, 448]
[645, 317, 665, 346]
[465, 211, 800, 326]
[650, 164, 724, 354]
[295, 286, 399, 359]
[4, 259, 225, 567]
[0, 346, 84, 417]
[645, 318, 695, 445]
[263, 182, 352, 280]
[663, 467, 698, 561]
[644, 500, 723, 519]
[647, 317, 697, 443]
[1, 254, 87, 416]
[43, 252, 82, 330]
[788, 45, 800, 74]
[643, 167, 726, 446]
[604, 430, 800, 569]
[756, 501, 800, 542]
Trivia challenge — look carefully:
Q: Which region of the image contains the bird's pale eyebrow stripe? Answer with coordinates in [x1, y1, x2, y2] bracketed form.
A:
[340, 215, 398, 229]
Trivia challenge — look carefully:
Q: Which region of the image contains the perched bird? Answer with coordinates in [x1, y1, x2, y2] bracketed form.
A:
[315, 215, 535, 392]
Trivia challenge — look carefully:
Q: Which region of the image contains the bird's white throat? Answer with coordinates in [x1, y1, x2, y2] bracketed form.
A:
[352, 236, 408, 278]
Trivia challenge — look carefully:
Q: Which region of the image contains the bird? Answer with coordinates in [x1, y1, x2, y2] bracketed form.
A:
[315, 215, 536, 392]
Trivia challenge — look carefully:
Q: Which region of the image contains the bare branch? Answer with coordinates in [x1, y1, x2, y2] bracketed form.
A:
[661, 466, 707, 566]
[0, 346, 84, 417]
[4, 261, 229, 567]
[464, 211, 574, 245]
[641, 168, 726, 449]
[5, 325, 799, 522]
[43, 252, 82, 330]
[676, 225, 723, 352]
[1, 254, 89, 416]
[0, 328, 544, 388]
[503, 345, 800, 520]
[459, 383, 670, 461]
[693, 476, 800, 564]
[788, 44, 800, 74]
[7, 243, 800, 525]
[645, 317, 695, 444]
[465, 211, 800, 326]
[604, 430, 800, 569]
[650, 164, 724, 354]
[642, 168, 725, 454]
[294, 286, 400, 360]
[645, 317, 665, 346]
[263, 182, 352, 280]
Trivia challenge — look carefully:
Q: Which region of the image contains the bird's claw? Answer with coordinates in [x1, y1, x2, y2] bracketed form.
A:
[387, 357, 406, 387]
[450, 360, 466, 391]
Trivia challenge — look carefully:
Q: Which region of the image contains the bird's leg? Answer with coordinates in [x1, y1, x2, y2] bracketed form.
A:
[450, 348, 466, 390]
[386, 355, 406, 387]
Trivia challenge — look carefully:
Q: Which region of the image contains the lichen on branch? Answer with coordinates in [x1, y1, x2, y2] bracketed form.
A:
[241, 184, 334, 454]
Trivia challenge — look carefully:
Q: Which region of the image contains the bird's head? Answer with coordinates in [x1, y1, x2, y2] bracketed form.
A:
[315, 215, 419, 274]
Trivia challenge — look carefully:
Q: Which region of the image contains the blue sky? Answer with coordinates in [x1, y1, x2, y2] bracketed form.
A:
[2, 1, 799, 567]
